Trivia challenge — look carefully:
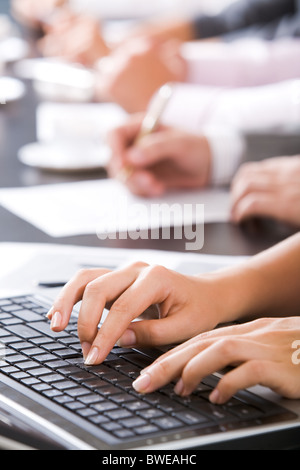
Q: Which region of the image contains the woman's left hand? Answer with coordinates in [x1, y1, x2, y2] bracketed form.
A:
[47, 263, 230, 366]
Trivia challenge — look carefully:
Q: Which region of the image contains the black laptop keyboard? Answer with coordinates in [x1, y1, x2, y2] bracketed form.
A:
[0, 296, 295, 446]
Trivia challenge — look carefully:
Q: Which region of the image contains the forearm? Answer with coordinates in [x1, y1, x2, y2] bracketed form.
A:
[212, 233, 300, 323]
[162, 80, 300, 137]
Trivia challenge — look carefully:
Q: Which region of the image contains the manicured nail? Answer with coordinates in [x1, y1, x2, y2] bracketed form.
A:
[81, 342, 92, 359]
[117, 329, 136, 348]
[51, 311, 62, 330]
[174, 379, 184, 396]
[132, 373, 151, 393]
[46, 307, 54, 319]
[209, 389, 220, 404]
[85, 346, 100, 365]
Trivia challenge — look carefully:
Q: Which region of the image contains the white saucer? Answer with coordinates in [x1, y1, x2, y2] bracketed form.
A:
[18, 142, 111, 173]
[0, 77, 26, 103]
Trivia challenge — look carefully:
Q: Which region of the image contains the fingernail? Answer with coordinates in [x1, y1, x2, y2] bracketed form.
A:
[132, 373, 151, 393]
[174, 379, 184, 396]
[51, 311, 62, 330]
[85, 346, 100, 365]
[209, 389, 220, 404]
[46, 307, 54, 319]
[117, 329, 136, 348]
[81, 342, 92, 359]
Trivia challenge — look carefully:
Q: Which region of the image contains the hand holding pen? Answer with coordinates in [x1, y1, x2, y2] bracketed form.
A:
[107, 83, 213, 197]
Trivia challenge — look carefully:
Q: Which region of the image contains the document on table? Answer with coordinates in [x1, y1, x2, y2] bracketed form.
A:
[0, 179, 231, 238]
[0, 242, 247, 298]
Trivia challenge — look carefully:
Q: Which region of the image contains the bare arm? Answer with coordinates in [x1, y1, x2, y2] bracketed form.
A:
[213, 232, 300, 323]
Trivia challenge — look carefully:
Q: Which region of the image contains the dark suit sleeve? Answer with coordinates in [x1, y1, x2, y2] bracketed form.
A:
[192, 0, 298, 39]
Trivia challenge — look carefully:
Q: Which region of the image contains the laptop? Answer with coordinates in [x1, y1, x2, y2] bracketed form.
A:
[0, 289, 299, 451]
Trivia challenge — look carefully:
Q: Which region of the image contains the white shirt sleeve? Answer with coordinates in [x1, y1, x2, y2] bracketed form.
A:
[182, 39, 300, 88]
[160, 80, 300, 185]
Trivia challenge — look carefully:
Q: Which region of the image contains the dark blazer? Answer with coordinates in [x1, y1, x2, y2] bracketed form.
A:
[193, 0, 300, 40]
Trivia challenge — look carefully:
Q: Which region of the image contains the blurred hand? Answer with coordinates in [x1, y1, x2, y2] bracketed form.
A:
[132, 317, 300, 403]
[40, 14, 110, 66]
[11, 0, 66, 29]
[96, 39, 188, 113]
[107, 115, 212, 197]
[47, 263, 229, 366]
[231, 156, 300, 227]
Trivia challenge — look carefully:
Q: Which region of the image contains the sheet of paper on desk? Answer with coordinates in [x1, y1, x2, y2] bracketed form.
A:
[0, 243, 247, 298]
[0, 179, 231, 238]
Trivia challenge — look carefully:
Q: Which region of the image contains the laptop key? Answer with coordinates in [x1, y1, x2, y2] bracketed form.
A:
[120, 353, 152, 369]
[121, 417, 147, 429]
[229, 405, 263, 420]
[135, 425, 160, 435]
[53, 380, 76, 391]
[6, 324, 41, 339]
[11, 371, 29, 380]
[30, 367, 52, 376]
[113, 429, 135, 439]
[197, 403, 236, 423]
[69, 371, 94, 382]
[53, 349, 81, 360]
[106, 409, 133, 421]
[110, 393, 136, 404]
[137, 408, 164, 420]
[92, 402, 119, 413]
[97, 385, 123, 397]
[66, 387, 90, 398]
[124, 401, 150, 412]
[30, 322, 68, 339]
[42, 373, 66, 384]
[12, 309, 42, 323]
[176, 410, 209, 425]
[18, 360, 41, 370]
[0, 300, 12, 307]
[152, 416, 182, 430]
[1, 304, 23, 313]
[23, 347, 45, 356]
[78, 394, 103, 405]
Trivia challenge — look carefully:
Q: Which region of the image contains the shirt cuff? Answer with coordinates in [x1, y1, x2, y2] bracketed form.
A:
[205, 128, 246, 186]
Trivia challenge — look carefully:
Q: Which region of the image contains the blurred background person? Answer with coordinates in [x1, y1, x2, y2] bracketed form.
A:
[11, 0, 300, 112]
[11, 0, 300, 230]
[107, 79, 300, 188]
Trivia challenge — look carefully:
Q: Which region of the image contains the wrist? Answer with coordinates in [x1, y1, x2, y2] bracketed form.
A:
[200, 265, 265, 326]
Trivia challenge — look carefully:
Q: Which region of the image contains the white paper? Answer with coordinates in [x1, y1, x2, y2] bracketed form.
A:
[0, 242, 247, 298]
[0, 179, 231, 238]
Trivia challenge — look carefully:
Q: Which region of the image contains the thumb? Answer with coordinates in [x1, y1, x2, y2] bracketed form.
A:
[117, 316, 188, 349]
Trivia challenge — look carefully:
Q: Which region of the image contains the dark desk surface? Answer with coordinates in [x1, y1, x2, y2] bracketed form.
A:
[0, 77, 299, 257]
